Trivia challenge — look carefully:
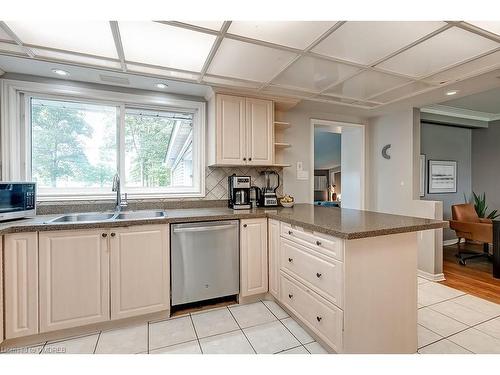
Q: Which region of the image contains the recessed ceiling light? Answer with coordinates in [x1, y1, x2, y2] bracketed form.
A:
[155, 83, 168, 89]
[446, 90, 459, 96]
[51, 68, 70, 76]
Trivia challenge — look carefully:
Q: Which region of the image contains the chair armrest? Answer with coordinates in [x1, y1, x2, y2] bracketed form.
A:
[449, 220, 492, 243]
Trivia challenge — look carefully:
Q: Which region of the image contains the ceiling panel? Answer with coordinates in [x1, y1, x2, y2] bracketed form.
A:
[312, 21, 446, 65]
[127, 63, 200, 81]
[0, 27, 13, 42]
[228, 21, 336, 49]
[271, 55, 360, 92]
[6, 21, 118, 59]
[207, 38, 297, 82]
[325, 70, 411, 99]
[423, 50, 500, 84]
[203, 75, 261, 89]
[182, 21, 224, 31]
[33, 48, 122, 70]
[119, 21, 216, 72]
[369, 81, 434, 103]
[262, 85, 316, 99]
[377, 27, 499, 78]
[467, 21, 500, 36]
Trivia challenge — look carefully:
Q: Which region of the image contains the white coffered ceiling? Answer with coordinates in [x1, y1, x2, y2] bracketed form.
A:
[0, 20, 499, 110]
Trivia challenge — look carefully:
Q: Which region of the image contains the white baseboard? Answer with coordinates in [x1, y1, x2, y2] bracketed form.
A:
[418, 269, 446, 282]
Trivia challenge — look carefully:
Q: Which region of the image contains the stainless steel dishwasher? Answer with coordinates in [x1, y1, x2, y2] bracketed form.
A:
[171, 220, 239, 306]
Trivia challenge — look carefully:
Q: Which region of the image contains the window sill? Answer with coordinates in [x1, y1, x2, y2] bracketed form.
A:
[37, 192, 206, 203]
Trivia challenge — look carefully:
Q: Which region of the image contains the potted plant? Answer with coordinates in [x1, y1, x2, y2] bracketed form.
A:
[464, 192, 500, 220]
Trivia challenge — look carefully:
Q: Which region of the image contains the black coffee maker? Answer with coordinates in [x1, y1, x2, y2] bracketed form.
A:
[228, 174, 251, 210]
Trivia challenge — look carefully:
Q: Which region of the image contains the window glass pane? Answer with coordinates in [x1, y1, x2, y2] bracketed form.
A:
[124, 108, 194, 189]
[31, 98, 117, 191]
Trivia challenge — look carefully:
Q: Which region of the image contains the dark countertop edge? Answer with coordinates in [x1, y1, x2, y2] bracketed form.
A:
[0, 210, 447, 240]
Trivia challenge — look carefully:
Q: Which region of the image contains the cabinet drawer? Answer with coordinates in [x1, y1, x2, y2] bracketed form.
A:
[280, 222, 343, 262]
[280, 238, 343, 308]
[280, 272, 343, 352]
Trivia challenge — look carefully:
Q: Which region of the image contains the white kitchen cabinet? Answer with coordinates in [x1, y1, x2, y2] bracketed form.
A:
[39, 229, 110, 332]
[110, 224, 170, 320]
[240, 218, 268, 297]
[208, 94, 274, 166]
[0, 237, 3, 345]
[245, 97, 274, 165]
[268, 219, 280, 298]
[4, 232, 38, 339]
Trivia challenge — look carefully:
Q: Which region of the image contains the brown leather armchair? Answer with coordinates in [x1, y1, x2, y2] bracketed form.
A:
[449, 203, 492, 265]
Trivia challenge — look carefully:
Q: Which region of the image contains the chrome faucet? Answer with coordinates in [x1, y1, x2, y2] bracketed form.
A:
[112, 173, 128, 211]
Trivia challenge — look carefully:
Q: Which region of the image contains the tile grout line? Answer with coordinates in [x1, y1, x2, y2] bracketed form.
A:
[93, 332, 102, 354]
[260, 300, 312, 350]
[188, 313, 204, 354]
[226, 306, 257, 354]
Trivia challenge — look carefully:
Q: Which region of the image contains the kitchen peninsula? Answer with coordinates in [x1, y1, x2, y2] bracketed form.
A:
[0, 204, 446, 354]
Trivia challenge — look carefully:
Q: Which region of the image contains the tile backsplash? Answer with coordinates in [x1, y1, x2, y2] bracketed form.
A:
[204, 166, 284, 200]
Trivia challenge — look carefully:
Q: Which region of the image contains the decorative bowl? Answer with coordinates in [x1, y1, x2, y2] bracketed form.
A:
[280, 201, 294, 208]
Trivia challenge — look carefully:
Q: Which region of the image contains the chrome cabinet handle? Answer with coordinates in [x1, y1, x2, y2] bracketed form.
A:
[316, 272, 322, 278]
[249, 157, 252, 161]
[243, 224, 247, 228]
[243, 157, 247, 161]
[316, 316, 322, 322]
[101, 233, 107, 238]
[111, 233, 116, 237]
[288, 294, 293, 299]
[288, 230, 293, 235]
[288, 257, 293, 263]
[316, 240, 322, 246]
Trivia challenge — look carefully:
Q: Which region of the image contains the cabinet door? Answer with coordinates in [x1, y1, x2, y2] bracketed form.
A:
[216, 94, 247, 165]
[39, 230, 110, 332]
[268, 219, 280, 298]
[0, 237, 3, 344]
[110, 225, 170, 320]
[4, 232, 38, 339]
[240, 218, 268, 297]
[246, 98, 274, 165]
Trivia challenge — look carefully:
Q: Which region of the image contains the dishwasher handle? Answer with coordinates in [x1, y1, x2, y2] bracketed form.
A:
[173, 224, 237, 233]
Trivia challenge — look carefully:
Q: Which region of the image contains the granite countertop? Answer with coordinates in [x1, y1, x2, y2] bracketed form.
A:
[0, 204, 447, 240]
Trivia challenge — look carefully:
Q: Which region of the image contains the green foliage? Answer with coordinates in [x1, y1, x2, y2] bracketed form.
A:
[464, 192, 500, 220]
[125, 114, 173, 187]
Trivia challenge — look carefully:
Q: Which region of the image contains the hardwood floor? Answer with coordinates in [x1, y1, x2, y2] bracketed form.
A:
[440, 242, 500, 304]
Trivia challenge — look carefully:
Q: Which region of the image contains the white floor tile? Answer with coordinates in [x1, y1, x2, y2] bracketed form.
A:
[149, 340, 201, 354]
[191, 308, 239, 338]
[263, 300, 289, 319]
[430, 300, 492, 326]
[418, 325, 442, 349]
[418, 339, 472, 354]
[451, 294, 500, 317]
[475, 317, 500, 340]
[244, 321, 300, 354]
[418, 282, 465, 307]
[448, 328, 500, 354]
[279, 346, 309, 354]
[1, 344, 45, 354]
[418, 308, 468, 337]
[42, 334, 99, 354]
[417, 277, 430, 285]
[229, 302, 276, 329]
[199, 330, 255, 354]
[96, 324, 148, 354]
[149, 316, 197, 350]
[304, 341, 329, 354]
[281, 317, 314, 344]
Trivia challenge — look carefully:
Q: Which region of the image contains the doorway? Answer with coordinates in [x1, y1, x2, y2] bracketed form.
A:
[310, 119, 365, 210]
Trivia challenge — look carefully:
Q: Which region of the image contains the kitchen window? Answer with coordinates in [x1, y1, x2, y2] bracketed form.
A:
[10, 85, 205, 200]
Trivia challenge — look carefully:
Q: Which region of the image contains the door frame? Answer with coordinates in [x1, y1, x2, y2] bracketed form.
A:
[309, 119, 366, 209]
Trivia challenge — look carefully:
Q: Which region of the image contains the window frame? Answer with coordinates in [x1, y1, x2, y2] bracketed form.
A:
[1, 79, 206, 201]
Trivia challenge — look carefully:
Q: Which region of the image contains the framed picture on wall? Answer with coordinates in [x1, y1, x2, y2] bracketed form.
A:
[428, 160, 457, 194]
[420, 154, 425, 197]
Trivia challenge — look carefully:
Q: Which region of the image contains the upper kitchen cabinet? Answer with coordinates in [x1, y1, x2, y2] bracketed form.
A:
[208, 94, 274, 166]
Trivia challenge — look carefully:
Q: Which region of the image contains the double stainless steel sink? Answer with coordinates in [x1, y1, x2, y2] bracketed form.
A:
[49, 210, 167, 223]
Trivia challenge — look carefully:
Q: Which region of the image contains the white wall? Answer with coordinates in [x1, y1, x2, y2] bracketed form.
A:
[278, 101, 366, 203]
[367, 108, 444, 279]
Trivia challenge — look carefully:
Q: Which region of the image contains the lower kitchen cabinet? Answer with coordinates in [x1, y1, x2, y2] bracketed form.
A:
[4, 232, 39, 339]
[39, 229, 110, 332]
[268, 219, 280, 298]
[240, 218, 268, 297]
[0, 237, 4, 345]
[110, 225, 170, 320]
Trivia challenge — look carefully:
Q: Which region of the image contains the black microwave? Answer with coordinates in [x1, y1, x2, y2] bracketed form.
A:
[0, 182, 36, 222]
